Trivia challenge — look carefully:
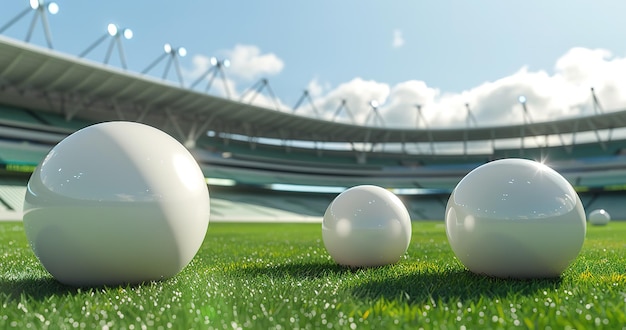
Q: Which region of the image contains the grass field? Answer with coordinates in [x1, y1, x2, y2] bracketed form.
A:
[1, 220, 625, 329]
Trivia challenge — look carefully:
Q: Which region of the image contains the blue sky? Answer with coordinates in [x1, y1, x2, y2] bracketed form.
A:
[1, 0, 626, 128]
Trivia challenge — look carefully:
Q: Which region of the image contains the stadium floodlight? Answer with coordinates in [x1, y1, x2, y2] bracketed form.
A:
[0, 0, 59, 49]
[415, 104, 435, 154]
[518, 95, 527, 104]
[332, 99, 356, 124]
[141, 43, 187, 87]
[104, 23, 133, 40]
[463, 103, 478, 156]
[591, 87, 604, 114]
[239, 78, 281, 111]
[517, 95, 532, 124]
[365, 100, 385, 127]
[587, 87, 606, 145]
[47, 2, 59, 14]
[123, 29, 133, 40]
[292, 90, 321, 118]
[141, 43, 187, 86]
[162, 43, 186, 57]
[32, 0, 59, 14]
[415, 104, 426, 128]
[206, 57, 230, 68]
[517, 95, 534, 153]
[190, 57, 232, 98]
[107, 23, 117, 36]
[465, 103, 478, 127]
[79, 23, 133, 69]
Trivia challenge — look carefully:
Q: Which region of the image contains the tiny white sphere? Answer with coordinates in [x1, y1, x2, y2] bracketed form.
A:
[588, 209, 610, 226]
[445, 158, 586, 278]
[23, 122, 210, 286]
[322, 185, 411, 267]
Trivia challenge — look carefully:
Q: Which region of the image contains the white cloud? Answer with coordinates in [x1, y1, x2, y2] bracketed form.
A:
[304, 47, 626, 129]
[315, 78, 390, 124]
[555, 47, 613, 85]
[392, 29, 405, 48]
[239, 80, 290, 112]
[185, 44, 285, 104]
[223, 44, 284, 81]
[383, 80, 439, 126]
[186, 45, 626, 130]
[184, 54, 239, 98]
[290, 78, 330, 118]
[186, 54, 212, 80]
[306, 78, 327, 98]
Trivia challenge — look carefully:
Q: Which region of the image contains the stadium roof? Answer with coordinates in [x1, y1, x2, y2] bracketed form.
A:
[1, 34, 626, 147]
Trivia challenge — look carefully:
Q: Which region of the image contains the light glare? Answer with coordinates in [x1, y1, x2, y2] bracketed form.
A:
[164, 43, 172, 53]
[107, 24, 117, 37]
[30, 0, 40, 10]
[205, 178, 236, 186]
[177, 47, 187, 57]
[47, 2, 59, 14]
[123, 28, 133, 40]
[518, 95, 527, 104]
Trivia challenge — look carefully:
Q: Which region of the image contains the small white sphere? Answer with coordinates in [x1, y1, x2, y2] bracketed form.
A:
[322, 185, 411, 267]
[445, 158, 586, 279]
[588, 209, 610, 226]
[23, 122, 210, 286]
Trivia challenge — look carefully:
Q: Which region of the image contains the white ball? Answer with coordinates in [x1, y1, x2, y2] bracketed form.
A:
[445, 158, 586, 278]
[322, 185, 411, 267]
[588, 209, 610, 226]
[23, 121, 210, 286]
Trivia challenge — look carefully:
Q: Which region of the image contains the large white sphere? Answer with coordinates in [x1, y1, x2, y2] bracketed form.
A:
[322, 185, 411, 267]
[588, 209, 611, 226]
[23, 121, 210, 286]
[445, 158, 586, 279]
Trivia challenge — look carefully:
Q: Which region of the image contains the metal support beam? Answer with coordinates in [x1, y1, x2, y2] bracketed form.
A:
[292, 90, 320, 118]
[240, 78, 281, 111]
[332, 99, 355, 124]
[79, 24, 132, 69]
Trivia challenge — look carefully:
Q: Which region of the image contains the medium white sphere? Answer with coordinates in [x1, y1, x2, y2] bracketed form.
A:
[322, 185, 411, 267]
[445, 158, 586, 279]
[23, 121, 210, 286]
[588, 209, 610, 226]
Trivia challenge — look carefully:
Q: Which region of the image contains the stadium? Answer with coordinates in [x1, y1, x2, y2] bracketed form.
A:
[2, 31, 626, 221]
[1, 2, 626, 329]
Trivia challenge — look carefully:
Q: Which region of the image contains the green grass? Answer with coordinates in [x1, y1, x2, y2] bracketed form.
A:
[1, 221, 626, 329]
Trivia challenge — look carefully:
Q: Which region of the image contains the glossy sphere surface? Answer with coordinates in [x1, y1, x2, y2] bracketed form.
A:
[588, 209, 610, 226]
[322, 185, 411, 267]
[23, 122, 210, 286]
[445, 158, 586, 279]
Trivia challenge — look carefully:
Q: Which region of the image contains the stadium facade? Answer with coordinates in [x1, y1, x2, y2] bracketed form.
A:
[2, 34, 626, 221]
